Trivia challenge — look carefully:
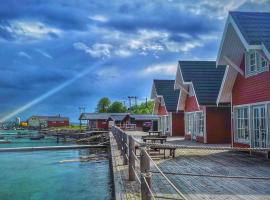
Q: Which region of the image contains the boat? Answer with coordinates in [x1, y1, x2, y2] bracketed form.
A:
[30, 135, 45, 140]
[0, 135, 4, 139]
[0, 140, 11, 144]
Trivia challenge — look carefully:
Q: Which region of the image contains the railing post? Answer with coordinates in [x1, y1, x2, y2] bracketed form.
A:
[123, 132, 128, 165]
[128, 135, 135, 181]
[140, 148, 152, 200]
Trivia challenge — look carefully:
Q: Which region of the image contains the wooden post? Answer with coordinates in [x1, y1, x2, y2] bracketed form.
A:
[123, 133, 128, 165]
[128, 135, 135, 181]
[140, 148, 152, 200]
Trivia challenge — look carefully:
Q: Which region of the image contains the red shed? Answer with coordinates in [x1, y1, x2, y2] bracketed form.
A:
[175, 61, 231, 144]
[151, 80, 185, 136]
[217, 11, 270, 148]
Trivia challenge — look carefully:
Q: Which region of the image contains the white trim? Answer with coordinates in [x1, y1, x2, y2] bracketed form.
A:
[233, 101, 270, 147]
[217, 15, 231, 65]
[230, 93, 233, 147]
[234, 100, 270, 108]
[224, 56, 244, 76]
[203, 106, 207, 144]
[170, 112, 173, 136]
[217, 15, 248, 64]
[229, 15, 249, 49]
[217, 65, 229, 105]
[262, 43, 270, 61]
[191, 83, 201, 111]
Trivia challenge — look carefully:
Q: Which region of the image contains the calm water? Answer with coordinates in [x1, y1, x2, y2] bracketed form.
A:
[0, 130, 113, 200]
[0, 130, 74, 148]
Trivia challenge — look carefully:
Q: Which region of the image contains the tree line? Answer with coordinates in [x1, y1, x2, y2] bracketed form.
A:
[96, 97, 154, 114]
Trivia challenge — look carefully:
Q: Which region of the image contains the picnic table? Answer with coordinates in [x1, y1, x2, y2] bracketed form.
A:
[148, 130, 162, 136]
[142, 136, 167, 144]
[150, 146, 176, 158]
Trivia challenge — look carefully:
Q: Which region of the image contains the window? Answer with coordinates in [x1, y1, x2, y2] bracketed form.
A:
[186, 113, 194, 134]
[246, 50, 269, 77]
[196, 112, 204, 136]
[235, 107, 249, 143]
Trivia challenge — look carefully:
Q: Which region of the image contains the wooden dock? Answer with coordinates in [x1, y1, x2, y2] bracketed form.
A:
[109, 132, 140, 200]
[153, 148, 270, 200]
[0, 145, 107, 152]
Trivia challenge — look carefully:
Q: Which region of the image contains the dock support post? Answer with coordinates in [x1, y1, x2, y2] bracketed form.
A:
[140, 148, 152, 200]
[123, 133, 128, 165]
[128, 135, 135, 181]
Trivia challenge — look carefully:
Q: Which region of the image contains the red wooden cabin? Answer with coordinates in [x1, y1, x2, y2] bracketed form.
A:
[175, 61, 231, 144]
[151, 80, 185, 136]
[217, 11, 270, 148]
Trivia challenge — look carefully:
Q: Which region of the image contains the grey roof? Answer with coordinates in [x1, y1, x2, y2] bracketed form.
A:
[153, 80, 180, 112]
[29, 115, 69, 121]
[79, 113, 128, 121]
[108, 114, 128, 121]
[230, 11, 270, 52]
[130, 114, 159, 121]
[179, 61, 226, 105]
[79, 113, 110, 120]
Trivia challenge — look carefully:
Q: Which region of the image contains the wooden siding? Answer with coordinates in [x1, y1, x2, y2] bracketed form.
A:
[97, 120, 109, 130]
[232, 58, 270, 105]
[47, 120, 69, 127]
[171, 112, 185, 136]
[233, 142, 250, 148]
[157, 103, 168, 115]
[184, 96, 199, 112]
[206, 107, 231, 144]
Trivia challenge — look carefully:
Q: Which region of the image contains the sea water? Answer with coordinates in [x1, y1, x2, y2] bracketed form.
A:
[0, 130, 74, 148]
[0, 131, 113, 200]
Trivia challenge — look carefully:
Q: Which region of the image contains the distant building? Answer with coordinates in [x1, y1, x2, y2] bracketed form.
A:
[151, 80, 185, 136]
[16, 117, 21, 126]
[79, 113, 158, 131]
[27, 115, 69, 128]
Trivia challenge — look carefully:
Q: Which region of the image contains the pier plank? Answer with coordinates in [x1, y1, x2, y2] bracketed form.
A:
[154, 149, 270, 200]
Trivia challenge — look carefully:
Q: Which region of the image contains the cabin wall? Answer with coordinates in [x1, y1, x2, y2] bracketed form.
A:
[97, 120, 108, 130]
[47, 120, 69, 127]
[171, 112, 185, 136]
[206, 107, 231, 144]
[232, 59, 270, 105]
[185, 96, 199, 112]
[157, 104, 167, 115]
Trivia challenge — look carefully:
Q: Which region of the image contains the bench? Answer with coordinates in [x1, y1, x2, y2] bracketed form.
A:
[148, 131, 162, 136]
[142, 136, 167, 144]
[150, 146, 176, 158]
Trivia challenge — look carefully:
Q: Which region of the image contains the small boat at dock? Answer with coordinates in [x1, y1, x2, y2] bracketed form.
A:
[30, 135, 45, 140]
[0, 140, 11, 144]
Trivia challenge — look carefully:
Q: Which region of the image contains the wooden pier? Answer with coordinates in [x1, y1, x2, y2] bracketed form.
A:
[0, 144, 107, 152]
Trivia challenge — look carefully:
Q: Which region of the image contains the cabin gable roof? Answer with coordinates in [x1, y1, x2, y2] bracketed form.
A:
[151, 79, 180, 112]
[178, 61, 226, 106]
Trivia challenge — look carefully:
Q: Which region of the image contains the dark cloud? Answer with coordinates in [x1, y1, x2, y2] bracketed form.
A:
[0, 0, 269, 121]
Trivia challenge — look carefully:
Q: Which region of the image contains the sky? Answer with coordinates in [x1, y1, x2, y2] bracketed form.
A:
[0, 0, 270, 122]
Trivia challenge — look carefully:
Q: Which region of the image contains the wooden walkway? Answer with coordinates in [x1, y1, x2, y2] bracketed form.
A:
[109, 132, 140, 200]
[154, 149, 270, 200]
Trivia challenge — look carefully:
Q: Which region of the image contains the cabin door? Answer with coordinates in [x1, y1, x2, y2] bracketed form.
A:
[252, 106, 267, 148]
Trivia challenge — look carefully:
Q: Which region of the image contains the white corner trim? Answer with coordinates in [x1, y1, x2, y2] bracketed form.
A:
[223, 56, 244, 76]
[191, 82, 201, 111]
[216, 65, 229, 105]
[262, 43, 270, 61]
[217, 15, 231, 64]
[229, 15, 249, 50]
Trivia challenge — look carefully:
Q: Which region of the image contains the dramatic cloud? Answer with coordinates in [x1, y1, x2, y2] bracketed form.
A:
[0, 0, 269, 121]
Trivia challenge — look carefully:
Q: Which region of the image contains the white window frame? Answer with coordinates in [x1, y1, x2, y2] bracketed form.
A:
[234, 106, 249, 143]
[196, 111, 204, 136]
[185, 111, 204, 137]
[245, 50, 269, 77]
